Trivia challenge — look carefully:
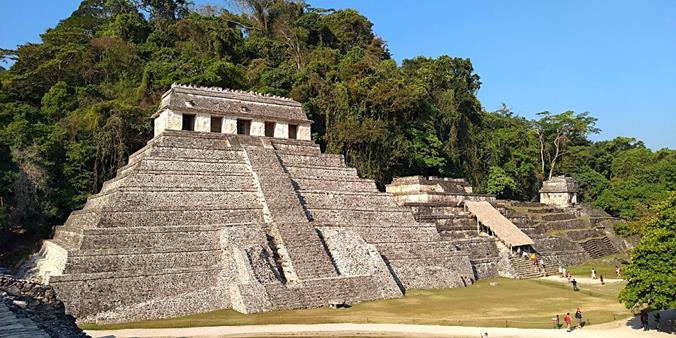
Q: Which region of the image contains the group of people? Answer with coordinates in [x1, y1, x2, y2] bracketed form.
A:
[515, 247, 546, 273]
[591, 268, 605, 285]
[557, 266, 579, 291]
[640, 310, 667, 331]
[554, 308, 584, 332]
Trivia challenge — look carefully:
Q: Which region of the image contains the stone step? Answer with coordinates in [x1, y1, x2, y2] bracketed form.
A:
[316, 224, 440, 243]
[77, 225, 228, 250]
[540, 213, 577, 222]
[244, 147, 339, 281]
[277, 153, 345, 168]
[291, 177, 378, 193]
[84, 190, 261, 212]
[64, 247, 221, 274]
[307, 208, 417, 225]
[375, 241, 462, 259]
[285, 166, 358, 179]
[107, 167, 253, 192]
[270, 142, 321, 156]
[535, 219, 587, 232]
[300, 190, 400, 209]
[438, 230, 477, 239]
[141, 146, 245, 161]
[154, 132, 235, 150]
[119, 157, 248, 176]
[52, 229, 83, 250]
[527, 207, 563, 214]
[93, 208, 264, 228]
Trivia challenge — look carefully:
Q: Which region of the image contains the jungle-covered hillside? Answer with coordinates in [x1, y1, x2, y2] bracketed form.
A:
[0, 0, 674, 255]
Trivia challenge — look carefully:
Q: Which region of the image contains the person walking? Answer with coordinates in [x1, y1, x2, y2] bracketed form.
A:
[562, 267, 566, 278]
[615, 265, 621, 278]
[564, 312, 573, 332]
[554, 314, 561, 329]
[600, 275, 605, 285]
[575, 308, 583, 328]
[591, 268, 597, 279]
[571, 278, 578, 291]
[539, 258, 545, 273]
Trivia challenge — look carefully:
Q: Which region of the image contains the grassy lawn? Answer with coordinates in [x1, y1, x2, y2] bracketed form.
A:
[82, 277, 631, 331]
[565, 253, 628, 278]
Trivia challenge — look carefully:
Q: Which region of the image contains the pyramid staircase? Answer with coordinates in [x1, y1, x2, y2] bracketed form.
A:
[271, 139, 475, 289]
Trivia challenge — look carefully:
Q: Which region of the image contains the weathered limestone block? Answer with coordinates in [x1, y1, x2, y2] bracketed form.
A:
[251, 120, 265, 136]
[223, 117, 237, 134]
[273, 121, 289, 138]
[195, 113, 211, 132]
[297, 123, 311, 140]
[153, 109, 182, 136]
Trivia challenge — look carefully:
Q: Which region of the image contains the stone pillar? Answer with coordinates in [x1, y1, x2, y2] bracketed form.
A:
[166, 110, 182, 131]
[194, 113, 211, 132]
[153, 110, 167, 137]
[298, 123, 311, 140]
[273, 122, 289, 139]
[222, 117, 237, 134]
[250, 120, 265, 137]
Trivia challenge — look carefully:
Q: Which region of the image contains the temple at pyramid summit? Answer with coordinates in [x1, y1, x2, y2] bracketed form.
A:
[20, 85, 623, 324]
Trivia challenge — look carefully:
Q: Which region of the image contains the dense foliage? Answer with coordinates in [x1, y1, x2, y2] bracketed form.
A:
[0, 0, 673, 255]
[618, 193, 676, 310]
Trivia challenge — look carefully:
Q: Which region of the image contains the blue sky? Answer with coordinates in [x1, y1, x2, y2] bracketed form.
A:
[1, 0, 674, 149]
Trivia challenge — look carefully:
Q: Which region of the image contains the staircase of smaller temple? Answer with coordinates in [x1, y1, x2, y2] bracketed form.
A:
[578, 237, 618, 258]
[507, 256, 556, 279]
[496, 201, 620, 264]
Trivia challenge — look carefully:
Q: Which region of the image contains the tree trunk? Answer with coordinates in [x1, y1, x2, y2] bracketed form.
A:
[548, 135, 562, 180]
[538, 132, 546, 177]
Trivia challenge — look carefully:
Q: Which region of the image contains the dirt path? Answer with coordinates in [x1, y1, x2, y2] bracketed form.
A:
[540, 275, 624, 285]
[87, 318, 665, 338]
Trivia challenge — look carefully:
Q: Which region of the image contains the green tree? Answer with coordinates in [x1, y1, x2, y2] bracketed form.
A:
[572, 166, 609, 202]
[619, 193, 676, 310]
[484, 166, 518, 199]
[532, 111, 599, 180]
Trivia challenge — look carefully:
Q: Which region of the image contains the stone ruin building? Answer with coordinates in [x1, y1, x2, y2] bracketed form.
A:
[539, 176, 579, 208]
[20, 85, 622, 324]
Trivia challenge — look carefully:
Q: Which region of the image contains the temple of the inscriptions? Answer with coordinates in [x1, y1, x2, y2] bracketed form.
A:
[20, 85, 623, 324]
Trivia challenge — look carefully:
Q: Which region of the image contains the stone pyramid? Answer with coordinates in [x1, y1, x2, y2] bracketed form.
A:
[23, 85, 474, 323]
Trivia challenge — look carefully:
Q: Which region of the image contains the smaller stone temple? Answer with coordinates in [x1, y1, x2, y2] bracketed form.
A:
[153, 84, 312, 140]
[539, 176, 579, 208]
